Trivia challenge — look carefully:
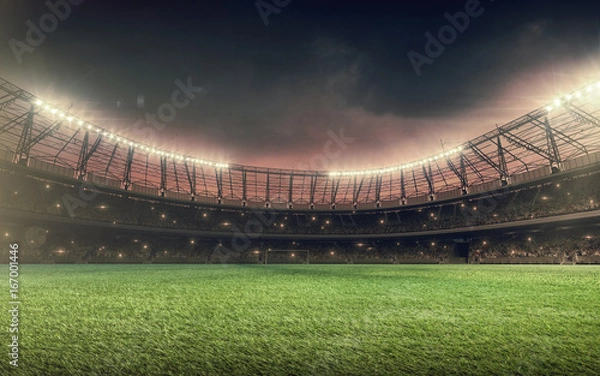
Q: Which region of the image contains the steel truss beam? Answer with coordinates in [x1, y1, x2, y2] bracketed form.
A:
[105, 143, 119, 177]
[215, 168, 223, 200]
[242, 168, 247, 203]
[288, 173, 295, 206]
[446, 156, 466, 191]
[14, 105, 35, 164]
[0, 112, 28, 136]
[422, 164, 434, 197]
[544, 117, 562, 171]
[468, 141, 506, 181]
[564, 103, 600, 127]
[497, 128, 554, 162]
[123, 146, 135, 190]
[173, 160, 180, 192]
[330, 175, 339, 205]
[353, 176, 364, 205]
[527, 114, 587, 155]
[433, 160, 448, 190]
[159, 156, 167, 194]
[462, 154, 484, 183]
[485, 133, 528, 173]
[2, 75, 600, 208]
[309, 175, 318, 206]
[184, 161, 196, 197]
[374, 174, 383, 204]
[77, 131, 102, 179]
[497, 137, 509, 183]
[54, 128, 80, 164]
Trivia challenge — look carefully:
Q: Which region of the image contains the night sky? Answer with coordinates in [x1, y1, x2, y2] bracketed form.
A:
[2, 0, 600, 171]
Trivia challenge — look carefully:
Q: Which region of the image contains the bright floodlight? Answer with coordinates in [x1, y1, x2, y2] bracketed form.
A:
[29, 96, 231, 170]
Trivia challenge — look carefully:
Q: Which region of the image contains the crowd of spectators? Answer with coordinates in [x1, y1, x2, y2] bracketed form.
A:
[1, 166, 599, 238]
[4, 225, 599, 264]
[470, 232, 600, 264]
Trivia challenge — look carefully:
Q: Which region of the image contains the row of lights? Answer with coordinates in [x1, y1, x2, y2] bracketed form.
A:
[546, 80, 600, 112]
[329, 147, 464, 177]
[331, 78, 600, 177]
[30, 79, 600, 174]
[32, 99, 229, 169]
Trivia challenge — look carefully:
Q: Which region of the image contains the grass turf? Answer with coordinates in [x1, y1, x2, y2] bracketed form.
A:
[4, 264, 600, 375]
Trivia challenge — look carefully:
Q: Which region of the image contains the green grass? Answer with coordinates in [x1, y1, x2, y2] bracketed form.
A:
[4, 264, 600, 375]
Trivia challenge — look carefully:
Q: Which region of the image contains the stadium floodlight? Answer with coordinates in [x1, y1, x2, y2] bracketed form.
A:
[30, 97, 231, 170]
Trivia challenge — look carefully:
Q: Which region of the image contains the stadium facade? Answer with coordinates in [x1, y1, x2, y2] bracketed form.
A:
[1, 77, 600, 264]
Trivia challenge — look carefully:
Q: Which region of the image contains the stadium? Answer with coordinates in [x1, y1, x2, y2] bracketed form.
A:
[1, 76, 600, 265]
[1, 72, 600, 374]
[4, 3, 600, 376]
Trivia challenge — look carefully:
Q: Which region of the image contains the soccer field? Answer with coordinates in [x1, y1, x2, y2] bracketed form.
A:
[6, 264, 600, 375]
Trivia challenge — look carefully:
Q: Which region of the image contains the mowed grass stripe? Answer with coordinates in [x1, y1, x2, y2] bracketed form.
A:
[6, 264, 600, 375]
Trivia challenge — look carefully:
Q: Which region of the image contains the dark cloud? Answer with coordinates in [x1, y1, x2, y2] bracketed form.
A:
[2, 0, 600, 169]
